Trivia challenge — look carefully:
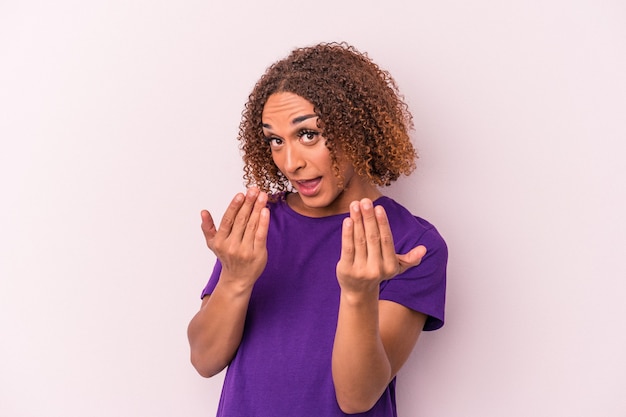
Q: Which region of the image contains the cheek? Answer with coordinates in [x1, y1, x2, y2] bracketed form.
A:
[270, 151, 282, 169]
[336, 161, 351, 179]
[314, 146, 333, 168]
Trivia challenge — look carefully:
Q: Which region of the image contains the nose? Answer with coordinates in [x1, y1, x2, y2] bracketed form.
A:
[282, 142, 305, 174]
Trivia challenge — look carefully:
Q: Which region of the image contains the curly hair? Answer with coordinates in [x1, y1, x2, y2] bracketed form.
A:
[238, 42, 417, 194]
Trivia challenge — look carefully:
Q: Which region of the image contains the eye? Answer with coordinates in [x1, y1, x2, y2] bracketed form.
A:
[298, 129, 320, 144]
[265, 136, 284, 150]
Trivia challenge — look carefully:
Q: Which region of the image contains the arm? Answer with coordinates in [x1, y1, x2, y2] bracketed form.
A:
[332, 199, 427, 414]
[187, 188, 269, 377]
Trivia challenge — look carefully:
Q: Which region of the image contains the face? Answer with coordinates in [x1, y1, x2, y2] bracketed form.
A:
[261, 92, 380, 217]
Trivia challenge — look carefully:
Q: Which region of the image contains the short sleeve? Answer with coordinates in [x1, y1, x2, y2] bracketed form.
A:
[379, 224, 448, 331]
[200, 260, 222, 299]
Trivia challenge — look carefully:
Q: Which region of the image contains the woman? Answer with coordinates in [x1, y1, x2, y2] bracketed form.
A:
[188, 42, 447, 416]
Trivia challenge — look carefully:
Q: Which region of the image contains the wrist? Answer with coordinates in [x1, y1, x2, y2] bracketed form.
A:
[215, 272, 256, 298]
[339, 287, 379, 308]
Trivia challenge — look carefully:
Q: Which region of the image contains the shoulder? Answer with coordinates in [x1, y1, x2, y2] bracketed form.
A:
[376, 196, 447, 252]
[376, 198, 448, 331]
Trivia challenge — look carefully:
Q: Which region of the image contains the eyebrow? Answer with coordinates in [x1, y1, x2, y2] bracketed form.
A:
[262, 113, 318, 129]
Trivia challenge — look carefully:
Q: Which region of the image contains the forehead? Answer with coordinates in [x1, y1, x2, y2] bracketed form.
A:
[261, 92, 315, 124]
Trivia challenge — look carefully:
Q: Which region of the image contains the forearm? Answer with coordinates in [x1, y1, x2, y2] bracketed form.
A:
[187, 276, 253, 377]
[332, 289, 392, 414]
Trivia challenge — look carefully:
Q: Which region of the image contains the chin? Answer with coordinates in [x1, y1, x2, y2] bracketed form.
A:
[299, 194, 328, 208]
[304, 191, 346, 210]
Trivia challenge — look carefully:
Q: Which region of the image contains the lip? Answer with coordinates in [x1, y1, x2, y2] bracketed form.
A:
[293, 177, 322, 197]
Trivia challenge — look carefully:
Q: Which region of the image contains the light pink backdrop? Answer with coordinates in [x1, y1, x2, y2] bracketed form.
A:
[1, 1, 624, 416]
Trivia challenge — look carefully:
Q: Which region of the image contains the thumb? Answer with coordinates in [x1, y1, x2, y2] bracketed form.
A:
[200, 210, 217, 247]
[396, 245, 427, 274]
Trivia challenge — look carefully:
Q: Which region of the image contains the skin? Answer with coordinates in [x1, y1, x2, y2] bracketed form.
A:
[187, 92, 428, 414]
[261, 92, 381, 217]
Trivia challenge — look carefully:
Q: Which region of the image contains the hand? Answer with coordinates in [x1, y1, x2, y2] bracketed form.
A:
[336, 199, 426, 293]
[201, 187, 270, 286]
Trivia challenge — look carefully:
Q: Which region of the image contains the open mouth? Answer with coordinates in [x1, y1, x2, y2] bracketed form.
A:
[295, 177, 321, 196]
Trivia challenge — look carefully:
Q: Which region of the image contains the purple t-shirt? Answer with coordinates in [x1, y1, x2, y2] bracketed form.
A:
[201, 195, 447, 417]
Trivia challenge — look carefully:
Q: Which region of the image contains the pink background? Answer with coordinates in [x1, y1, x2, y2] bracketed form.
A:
[1, 1, 624, 416]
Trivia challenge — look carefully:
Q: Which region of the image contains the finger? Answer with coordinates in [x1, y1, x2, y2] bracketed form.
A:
[254, 207, 270, 250]
[200, 209, 218, 247]
[397, 245, 427, 274]
[242, 191, 268, 243]
[229, 187, 260, 241]
[350, 200, 367, 263]
[216, 192, 245, 238]
[360, 199, 383, 262]
[339, 216, 355, 266]
[374, 205, 398, 267]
